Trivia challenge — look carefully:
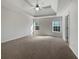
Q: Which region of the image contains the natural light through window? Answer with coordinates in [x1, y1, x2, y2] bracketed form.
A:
[52, 20, 60, 32]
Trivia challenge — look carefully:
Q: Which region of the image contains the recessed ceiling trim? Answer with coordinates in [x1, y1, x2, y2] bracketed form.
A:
[34, 13, 56, 17]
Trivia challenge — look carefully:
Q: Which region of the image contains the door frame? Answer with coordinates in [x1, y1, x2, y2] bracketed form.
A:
[65, 15, 70, 44]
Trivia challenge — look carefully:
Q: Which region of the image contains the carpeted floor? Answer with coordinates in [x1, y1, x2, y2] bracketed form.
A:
[2, 36, 77, 59]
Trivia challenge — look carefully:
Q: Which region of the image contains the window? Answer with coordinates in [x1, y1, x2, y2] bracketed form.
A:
[52, 20, 60, 32]
[34, 22, 39, 30]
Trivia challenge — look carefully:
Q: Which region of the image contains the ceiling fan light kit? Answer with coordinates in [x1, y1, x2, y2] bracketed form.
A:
[25, 0, 51, 11]
[35, 4, 40, 11]
[35, 7, 40, 11]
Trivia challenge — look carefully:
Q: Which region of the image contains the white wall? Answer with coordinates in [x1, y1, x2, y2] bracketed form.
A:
[33, 17, 62, 37]
[1, 6, 33, 43]
[57, 0, 78, 57]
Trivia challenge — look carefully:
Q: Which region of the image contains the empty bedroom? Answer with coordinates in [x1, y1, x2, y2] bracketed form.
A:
[1, 0, 78, 59]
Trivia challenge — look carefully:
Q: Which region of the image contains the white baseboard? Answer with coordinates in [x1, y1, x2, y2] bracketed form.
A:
[1, 34, 30, 43]
[69, 45, 78, 58]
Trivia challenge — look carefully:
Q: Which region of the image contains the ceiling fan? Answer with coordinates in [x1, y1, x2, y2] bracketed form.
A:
[24, 0, 51, 11]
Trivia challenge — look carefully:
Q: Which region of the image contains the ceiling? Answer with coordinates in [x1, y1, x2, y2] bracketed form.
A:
[1, 0, 73, 17]
[57, 0, 73, 12]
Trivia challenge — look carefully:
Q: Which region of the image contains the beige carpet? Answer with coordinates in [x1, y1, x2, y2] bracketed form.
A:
[2, 36, 77, 59]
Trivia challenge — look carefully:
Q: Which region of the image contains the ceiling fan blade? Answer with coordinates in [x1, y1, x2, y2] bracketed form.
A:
[24, 0, 34, 7]
[42, 5, 51, 9]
